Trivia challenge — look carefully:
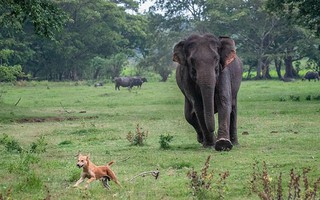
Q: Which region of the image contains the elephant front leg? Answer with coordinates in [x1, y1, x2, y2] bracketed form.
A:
[230, 103, 239, 146]
[184, 99, 203, 144]
[215, 79, 233, 151]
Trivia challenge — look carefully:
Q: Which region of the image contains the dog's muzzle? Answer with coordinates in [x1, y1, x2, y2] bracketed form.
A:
[77, 163, 83, 168]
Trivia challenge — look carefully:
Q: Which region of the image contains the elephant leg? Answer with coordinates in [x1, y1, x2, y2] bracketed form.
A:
[230, 101, 239, 146]
[215, 73, 233, 151]
[193, 102, 216, 147]
[184, 99, 203, 144]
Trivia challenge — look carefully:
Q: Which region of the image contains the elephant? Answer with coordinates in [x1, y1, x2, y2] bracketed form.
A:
[302, 71, 319, 81]
[173, 33, 243, 151]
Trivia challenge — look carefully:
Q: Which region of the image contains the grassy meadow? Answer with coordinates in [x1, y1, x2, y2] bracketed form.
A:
[0, 79, 319, 199]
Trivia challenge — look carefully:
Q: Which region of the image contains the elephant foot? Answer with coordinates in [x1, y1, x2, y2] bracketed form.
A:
[215, 138, 233, 151]
[197, 135, 203, 144]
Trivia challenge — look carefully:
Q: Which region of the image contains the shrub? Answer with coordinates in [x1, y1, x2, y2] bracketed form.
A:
[0, 134, 23, 153]
[29, 136, 47, 153]
[187, 155, 230, 199]
[250, 161, 320, 200]
[126, 124, 148, 146]
[159, 134, 174, 149]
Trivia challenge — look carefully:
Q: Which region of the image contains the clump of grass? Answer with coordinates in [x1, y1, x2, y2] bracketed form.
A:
[0, 186, 12, 200]
[0, 133, 23, 153]
[159, 134, 174, 149]
[290, 95, 300, 101]
[126, 124, 148, 146]
[279, 96, 286, 102]
[29, 136, 47, 153]
[187, 155, 230, 199]
[250, 161, 320, 200]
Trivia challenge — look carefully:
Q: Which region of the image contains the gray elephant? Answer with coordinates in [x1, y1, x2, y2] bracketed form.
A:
[302, 71, 319, 81]
[173, 33, 243, 151]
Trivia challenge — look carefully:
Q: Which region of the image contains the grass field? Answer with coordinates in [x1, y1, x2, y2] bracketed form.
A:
[0, 79, 319, 200]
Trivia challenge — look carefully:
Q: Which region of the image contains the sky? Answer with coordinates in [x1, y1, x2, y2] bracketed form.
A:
[138, 0, 154, 13]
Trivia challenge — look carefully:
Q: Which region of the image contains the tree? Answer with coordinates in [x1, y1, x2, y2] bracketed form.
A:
[0, 0, 67, 39]
[266, 0, 320, 36]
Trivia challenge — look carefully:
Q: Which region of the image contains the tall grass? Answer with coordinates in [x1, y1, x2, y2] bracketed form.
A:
[0, 80, 319, 199]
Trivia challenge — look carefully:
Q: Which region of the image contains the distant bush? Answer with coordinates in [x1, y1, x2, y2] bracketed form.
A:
[0, 65, 28, 82]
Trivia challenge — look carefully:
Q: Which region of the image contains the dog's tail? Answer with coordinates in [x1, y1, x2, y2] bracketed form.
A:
[107, 160, 115, 166]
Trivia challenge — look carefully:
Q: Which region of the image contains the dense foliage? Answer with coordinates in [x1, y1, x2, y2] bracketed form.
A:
[0, 0, 319, 81]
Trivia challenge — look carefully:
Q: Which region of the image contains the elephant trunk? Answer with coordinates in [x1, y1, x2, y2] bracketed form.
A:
[199, 80, 215, 133]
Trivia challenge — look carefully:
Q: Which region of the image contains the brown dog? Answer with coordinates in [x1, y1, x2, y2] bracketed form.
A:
[73, 153, 121, 189]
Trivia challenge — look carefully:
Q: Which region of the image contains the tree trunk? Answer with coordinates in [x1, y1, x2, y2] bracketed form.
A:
[274, 58, 282, 79]
[262, 57, 271, 79]
[284, 56, 298, 78]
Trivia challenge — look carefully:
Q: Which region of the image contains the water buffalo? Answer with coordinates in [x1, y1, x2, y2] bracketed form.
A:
[131, 77, 147, 88]
[114, 77, 132, 90]
[113, 77, 147, 90]
[302, 71, 319, 81]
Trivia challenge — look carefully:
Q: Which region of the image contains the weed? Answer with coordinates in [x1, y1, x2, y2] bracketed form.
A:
[8, 153, 39, 174]
[29, 136, 47, 153]
[290, 95, 300, 101]
[126, 124, 148, 146]
[0, 134, 23, 153]
[250, 161, 320, 200]
[306, 95, 312, 101]
[187, 155, 230, 199]
[279, 96, 286, 102]
[159, 134, 174, 149]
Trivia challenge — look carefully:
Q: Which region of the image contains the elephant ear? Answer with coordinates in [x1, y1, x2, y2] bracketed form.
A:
[219, 36, 237, 69]
[173, 41, 186, 66]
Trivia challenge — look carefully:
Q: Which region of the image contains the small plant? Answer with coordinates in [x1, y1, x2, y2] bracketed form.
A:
[159, 134, 174, 149]
[306, 95, 312, 101]
[126, 124, 148, 146]
[187, 155, 230, 199]
[290, 95, 300, 101]
[279, 96, 286, 102]
[250, 161, 320, 200]
[0, 134, 23, 153]
[29, 136, 47, 153]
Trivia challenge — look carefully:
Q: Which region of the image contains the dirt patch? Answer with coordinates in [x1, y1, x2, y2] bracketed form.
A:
[16, 116, 98, 123]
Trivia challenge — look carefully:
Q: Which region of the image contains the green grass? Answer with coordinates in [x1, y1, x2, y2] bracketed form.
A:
[0, 80, 319, 199]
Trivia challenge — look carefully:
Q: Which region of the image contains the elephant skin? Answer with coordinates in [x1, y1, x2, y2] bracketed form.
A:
[173, 33, 243, 151]
[302, 71, 319, 81]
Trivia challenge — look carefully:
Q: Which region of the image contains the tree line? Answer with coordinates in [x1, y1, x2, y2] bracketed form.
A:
[0, 0, 319, 82]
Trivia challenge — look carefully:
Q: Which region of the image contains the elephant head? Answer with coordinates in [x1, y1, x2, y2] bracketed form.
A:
[173, 34, 237, 147]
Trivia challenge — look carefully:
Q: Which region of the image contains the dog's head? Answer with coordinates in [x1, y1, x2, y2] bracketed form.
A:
[76, 153, 90, 168]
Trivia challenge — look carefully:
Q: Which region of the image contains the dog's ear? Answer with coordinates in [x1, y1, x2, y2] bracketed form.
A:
[87, 153, 90, 159]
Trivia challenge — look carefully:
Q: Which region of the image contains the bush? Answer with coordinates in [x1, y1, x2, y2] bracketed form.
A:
[126, 124, 148, 146]
[0, 65, 28, 82]
[0, 134, 23, 153]
[29, 136, 47, 153]
[159, 134, 174, 149]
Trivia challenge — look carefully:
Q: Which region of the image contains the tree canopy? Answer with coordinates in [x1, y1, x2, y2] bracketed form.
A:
[0, 0, 319, 82]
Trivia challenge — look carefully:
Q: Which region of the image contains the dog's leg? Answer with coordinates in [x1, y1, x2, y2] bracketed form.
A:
[85, 177, 96, 189]
[73, 177, 84, 187]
